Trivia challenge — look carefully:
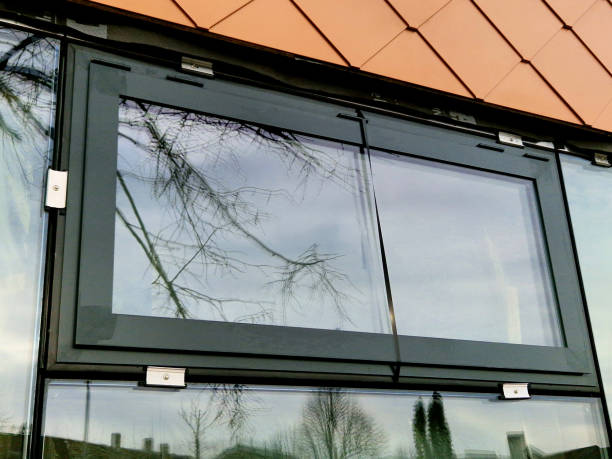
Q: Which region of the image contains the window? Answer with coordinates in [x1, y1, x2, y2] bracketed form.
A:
[42, 381, 610, 458]
[0, 26, 59, 457]
[113, 99, 389, 334]
[371, 149, 560, 346]
[561, 154, 612, 422]
[51, 46, 595, 386]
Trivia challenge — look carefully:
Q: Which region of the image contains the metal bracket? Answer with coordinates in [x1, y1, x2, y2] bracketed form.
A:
[45, 169, 68, 209]
[66, 19, 108, 39]
[498, 131, 524, 148]
[145, 366, 186, 388]
[592, 152, 611, 168]
[501, 383, 530, 400]
[181, 57, 214, 78]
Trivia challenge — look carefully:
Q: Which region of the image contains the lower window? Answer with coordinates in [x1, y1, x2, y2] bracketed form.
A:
[42, 381, 610, 458]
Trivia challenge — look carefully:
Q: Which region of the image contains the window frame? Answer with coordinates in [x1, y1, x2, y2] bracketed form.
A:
[363, 111, 593, 374]
[50, 45, 596, 388]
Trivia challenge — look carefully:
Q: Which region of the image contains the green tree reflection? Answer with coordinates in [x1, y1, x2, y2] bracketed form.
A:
[412, 392, 455, 459]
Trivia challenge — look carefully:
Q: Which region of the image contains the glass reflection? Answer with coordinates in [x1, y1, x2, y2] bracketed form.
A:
[561, 155, 612, 421]
[0, 27, 58, 456]
[370, 150, 562, 346]
[42, 381, 609, 458]
[113, 100, 389, 333]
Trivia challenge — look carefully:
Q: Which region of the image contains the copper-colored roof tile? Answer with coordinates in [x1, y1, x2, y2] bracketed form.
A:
[420, 0, 520, 99]
[292, 0, 405, 67]
[485, 63, 580, 123]
[593, 97, 612, 131]
[532, 29, 612, 125]
[210, 0, 346, 65]
[386, 0, 451, 28]
[543, 0, 597, 25]
[362, 30, 471, 97]
[175, 0, 251, 29]
[474, 0, 562, 60]
[89, 0, 195, 26]
[573, 0, 612, 73]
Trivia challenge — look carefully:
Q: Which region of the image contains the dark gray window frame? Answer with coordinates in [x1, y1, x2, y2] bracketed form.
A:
[363, 112, 592, 375]
[50, 46, 596, 387]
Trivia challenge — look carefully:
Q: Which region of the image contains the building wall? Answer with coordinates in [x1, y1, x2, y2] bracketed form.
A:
[0, 2, 611, 458]
[79, 0, 612, 132]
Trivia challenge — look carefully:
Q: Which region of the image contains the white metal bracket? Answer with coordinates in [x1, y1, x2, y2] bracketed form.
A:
[45, 169, 68, 209]
[592, 152, 611, 167]
[145, 366, 186, 388]
[501, 383, 530, 400]
[181, 57, 214, 78]
[498, 131, 524, 148]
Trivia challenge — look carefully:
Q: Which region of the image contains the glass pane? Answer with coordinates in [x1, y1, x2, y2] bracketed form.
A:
[112, 100, 389, 333]
[371, 150, 562, 346]
[0, 28, 58, 456]
[561, 154, 612, 420]
[42, 381, 609, 458]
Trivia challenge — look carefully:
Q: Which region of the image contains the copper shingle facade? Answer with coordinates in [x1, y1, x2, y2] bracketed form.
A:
[82, 0, 612, 132]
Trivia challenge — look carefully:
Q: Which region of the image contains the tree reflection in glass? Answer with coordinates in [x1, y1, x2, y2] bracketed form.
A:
[113, 99, 389, 333]
[0, 27, 58, 457]
[42, 382, 610, 458]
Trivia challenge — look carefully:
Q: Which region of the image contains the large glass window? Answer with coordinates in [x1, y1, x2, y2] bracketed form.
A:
[561, 154, 612, 420]
[113, 99, 388, 333]
[371, 150, 561, 346]
[53, 48, 594, 384]
[0, 27, 58, 456]
[42, 381, 610, 458]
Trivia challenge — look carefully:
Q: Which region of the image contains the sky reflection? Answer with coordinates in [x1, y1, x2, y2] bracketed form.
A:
[561, 155, 612, 424]
[42, 382, 609, 458]
[113, 100, 389, 333]
[370, 150, 561, 346]
[0, 27, 58, 444]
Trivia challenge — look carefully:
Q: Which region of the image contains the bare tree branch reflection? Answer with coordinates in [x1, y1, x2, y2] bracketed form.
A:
[180, 385, 252, 459]
[0, 32, 55, 173]
[270, 389, 386, 458]
[0, 28, 57, 459]
[117, 100, 362, 325]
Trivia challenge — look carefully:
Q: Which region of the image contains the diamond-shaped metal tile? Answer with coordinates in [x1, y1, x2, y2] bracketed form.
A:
[175, 0, 251, 29]
[485, 62, 580, 123]
[474, 0, 562, 60]
[293, 0, 405, 67]
[532, 29, 612, 125]
[386, 0, 451, 28]
[573, 0, 612, 73]
[362, 30, 471, 96]
[420, 0, 521, 99]
[543, 0, 597, 25]
[593, 97, 612, 131]
[210, 0, 346, 65]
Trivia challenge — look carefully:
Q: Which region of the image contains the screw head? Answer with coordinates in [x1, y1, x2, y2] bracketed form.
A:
[51, 185, 60, 192]
[163, 373, 170, 381]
